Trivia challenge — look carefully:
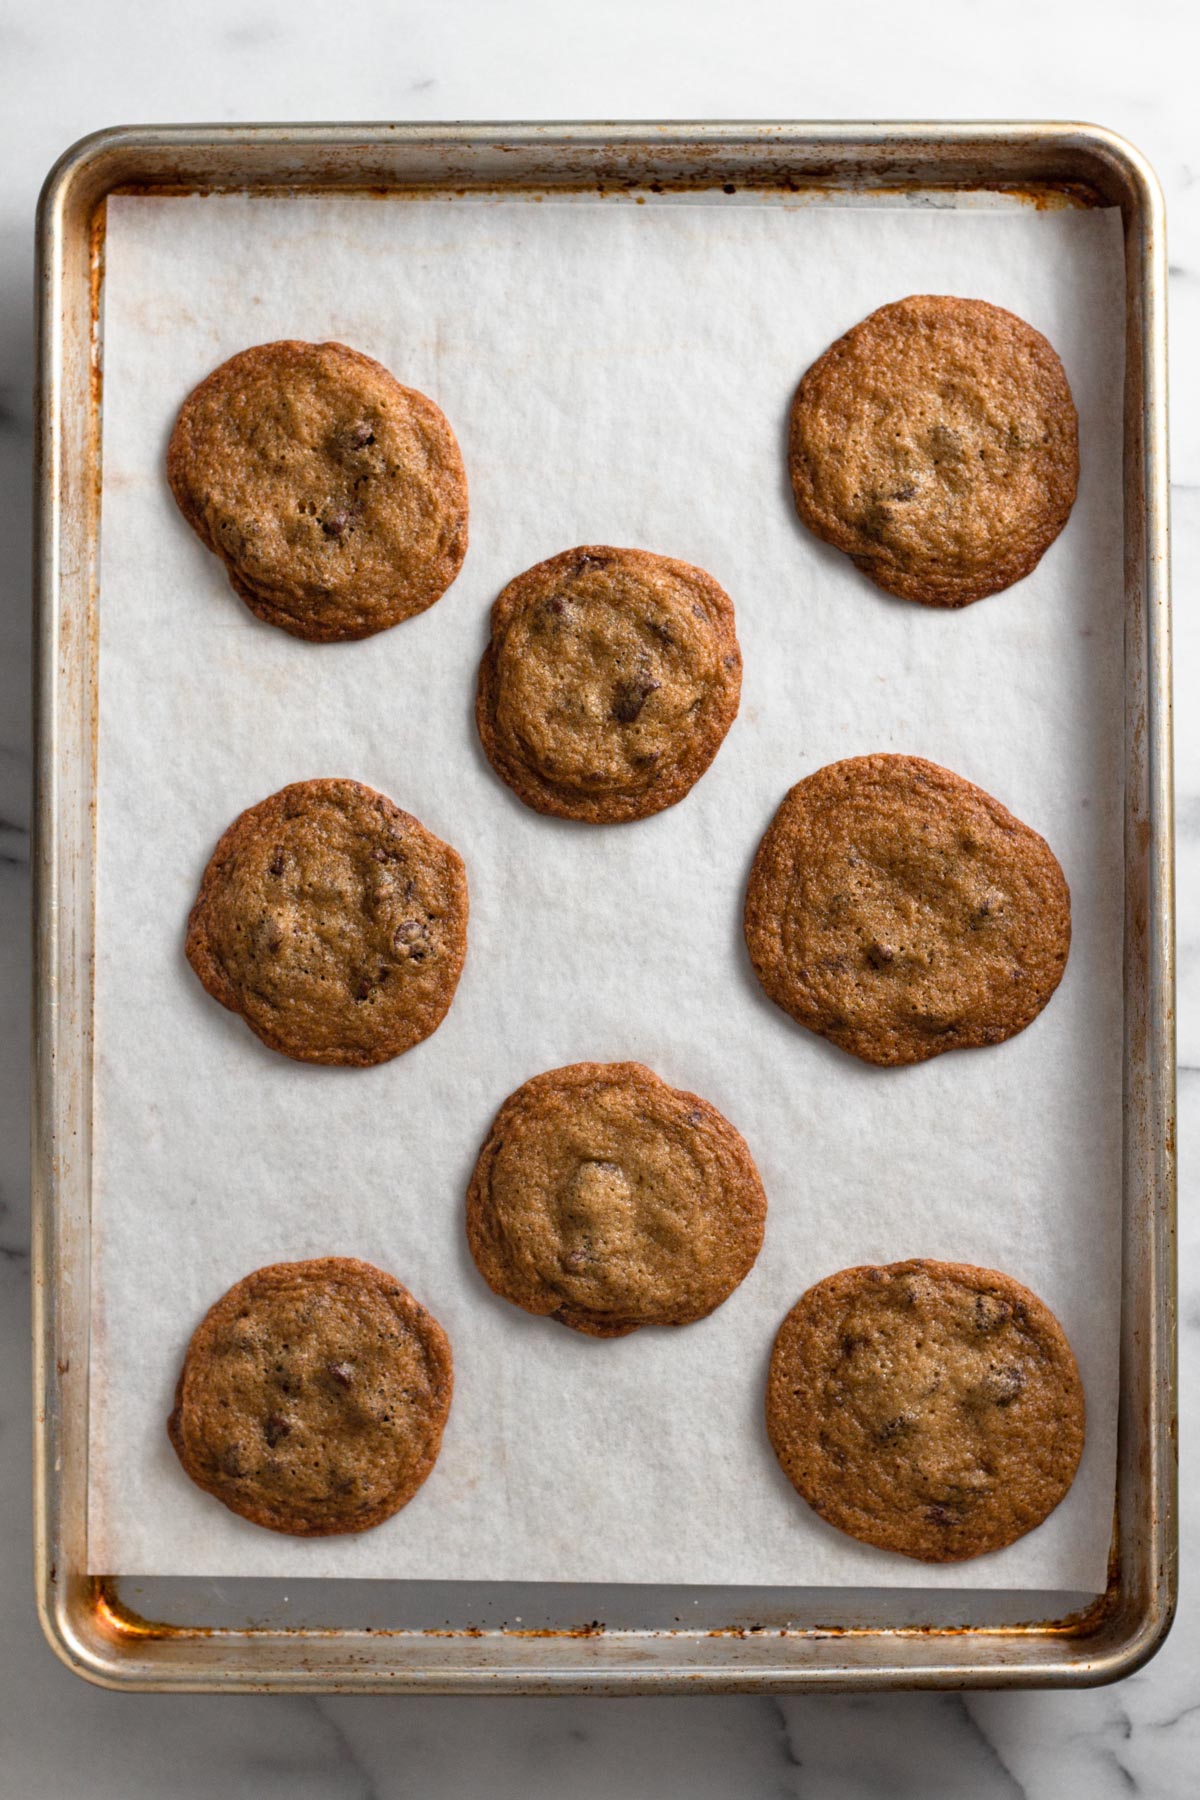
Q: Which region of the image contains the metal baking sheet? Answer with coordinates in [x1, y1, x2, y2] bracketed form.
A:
[33, 122, 1175, 1691]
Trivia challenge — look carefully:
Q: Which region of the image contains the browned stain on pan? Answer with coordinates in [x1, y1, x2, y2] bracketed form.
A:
[106, 177, 1102, 208]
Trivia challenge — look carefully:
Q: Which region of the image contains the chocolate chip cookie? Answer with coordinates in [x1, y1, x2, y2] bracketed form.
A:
[475, 546, 742, 823]
[167, 340, 468, 641]
[466, 1062, 766, 1337]
[788, 296, 1079, 606]
[168, 1258, 453, 1537]
[186, 778, 468, 1066]
[744, 755, 1070, 1067]
[766, 1259, 1085, 1562]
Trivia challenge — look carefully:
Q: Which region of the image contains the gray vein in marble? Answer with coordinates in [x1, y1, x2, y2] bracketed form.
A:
[1097, 1745, 1138, 1793]
[771, 1694, 1031, 1798]
[767, 1697, 804, 1774]
[0, 1178, 29, 1261]
[0, 821, 29, 868]
[953, 1698, 1028, 1798]
[0, 387, 29, 434]
[234, 1697, 381, 1800]
[306, 1699, 382, 1800]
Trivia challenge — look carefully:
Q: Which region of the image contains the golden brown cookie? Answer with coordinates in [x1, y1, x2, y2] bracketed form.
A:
[167, 340, 468, 641]
[475, 546, 742, 823]
[744, 755, 1070, 1067]
[186, 778, 468, 1067]
[466, 1062, 766, 1337]
[788, 296, 1078, 607]
[168, 1257, 453, 1537]
[766, 1259, 1085, 1562]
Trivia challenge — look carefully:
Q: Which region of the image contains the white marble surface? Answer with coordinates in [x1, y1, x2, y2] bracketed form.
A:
[1, 1, 1197, 1792]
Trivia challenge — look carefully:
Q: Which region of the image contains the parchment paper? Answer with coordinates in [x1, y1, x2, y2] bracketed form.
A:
[89, 191, 1126, 1589]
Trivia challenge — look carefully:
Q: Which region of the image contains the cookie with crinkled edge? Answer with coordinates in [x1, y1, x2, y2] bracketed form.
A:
[168, 1257, 453, 1537]
[743, 754, 1070, 1067]
[475, 546, 742, 823]
[186, 777, 468, 1067]
[766, 1259, 1085, 1562]
[168, 339, 468, 641]
[788, 296, 1078, 607]
[466, 1061, 766, 1337]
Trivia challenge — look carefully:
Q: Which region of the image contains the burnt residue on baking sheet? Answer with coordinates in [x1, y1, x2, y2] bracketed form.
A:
[91, 1578, 213, 1644]
[88, 203, 105, 419]
[92, 1586, 612, 1643]
[106, 176, 1105, 209]
[90, 1575, 1123, 1648]
[702, 1512, 1125, 1645]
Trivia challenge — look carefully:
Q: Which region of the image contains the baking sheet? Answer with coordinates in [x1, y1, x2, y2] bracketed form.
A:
[89, 191, 1126, 1590]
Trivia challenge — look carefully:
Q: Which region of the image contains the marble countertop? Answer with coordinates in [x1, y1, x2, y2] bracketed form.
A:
[2, 2, 1196, 1793]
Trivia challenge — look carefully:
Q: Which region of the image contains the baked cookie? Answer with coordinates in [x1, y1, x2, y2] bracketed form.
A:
[743, 754, 1070, 1067]
[168, 1257, 453, 1537]
[186, 778, 468, 1067]
[766, 1259, 1085, 1562]
[475, 546, 742, 823]
[788, 296, 1078, 607]
[167, 340, 468, 641]
[466, 1062, 766, 1336]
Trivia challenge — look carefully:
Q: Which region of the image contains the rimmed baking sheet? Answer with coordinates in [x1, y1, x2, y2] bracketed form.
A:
[87, 187, 1126, 1595]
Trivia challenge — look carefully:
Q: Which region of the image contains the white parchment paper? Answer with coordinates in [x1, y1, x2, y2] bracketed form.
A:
[90, 191, 1126, 1589]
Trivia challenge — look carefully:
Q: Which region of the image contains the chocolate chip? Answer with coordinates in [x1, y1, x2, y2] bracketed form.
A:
[865, 941, 895, 970]
[321, 509, 351, 539]
[350, 423, 376, 448]
[974, 1293, 1012, 1332]
[858, 500, 892, 542]
[891, 483, 917, 501]
[268, 849, 285, 877]
[262, 1413, 290, 1448]
[221, 1445, 247, 1478]
[924, 1503, 958, 1526]
[353, 977, 373, 1002]
[543, 596, 566, 616]
[611, 677, 661, 724]
[327, 1361, 354, 1388]
[929, 424, 962, 459]
[644, 618, 674, 645]
[573, 553, 611, 573]
[393, 918, 429, 956]
[981, 1364, 1025, 1407]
